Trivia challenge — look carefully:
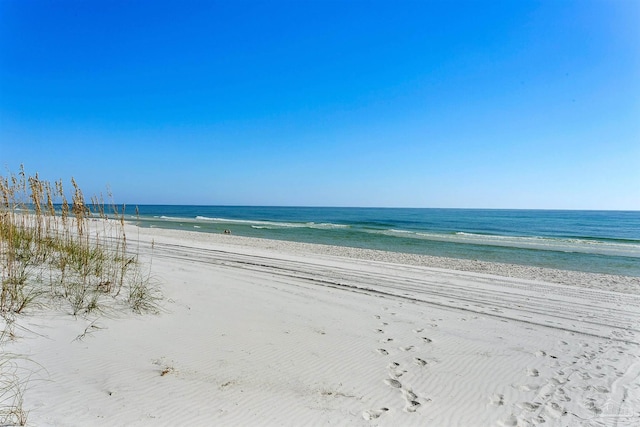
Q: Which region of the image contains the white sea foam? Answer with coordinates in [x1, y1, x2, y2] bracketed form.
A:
[195, 216, 348, 230]
[388, 229, 413, 234]
[372, 229, 640, 258]
[196, 216, 300, 227]
[310, 222, 350, 229]
[195, 216, 229, 221]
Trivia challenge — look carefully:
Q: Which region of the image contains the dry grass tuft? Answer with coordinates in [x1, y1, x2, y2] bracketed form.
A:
[0, 165, 159, 316]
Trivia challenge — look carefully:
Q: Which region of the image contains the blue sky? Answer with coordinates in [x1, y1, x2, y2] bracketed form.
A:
[1, 0, 638, 209]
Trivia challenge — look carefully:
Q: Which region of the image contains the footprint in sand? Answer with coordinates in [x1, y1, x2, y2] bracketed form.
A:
[414, 357, 427, 367]
[545, 402, 567, 418]
[384, 378, 402, 389]
[489, 394, 505, 406]
[526, 368, 539, 377]
[498, 414, 518, 427]
[362, 408, 389, 420]
[400, 345, 414, 352]
[530, 415, 546, 425]
[554, 388, 571, 402]
[583, 398, 603, 414]
[391, 369, 407, 378]
[405, 400, 421, 413]
[519, 402, 541, 412]
[579, 371, 592, 380]
[421, 337, 433, 343]
[413, 328, 424, 333]
[402, 389, 418, 401]
[377, 348, 389, 355]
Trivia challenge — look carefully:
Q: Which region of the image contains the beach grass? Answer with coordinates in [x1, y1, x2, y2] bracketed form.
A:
[0, 166, 159, 424]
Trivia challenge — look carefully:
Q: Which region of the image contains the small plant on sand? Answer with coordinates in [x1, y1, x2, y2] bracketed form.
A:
[0, 319, 28, 426]
[0, 355, 29, 426]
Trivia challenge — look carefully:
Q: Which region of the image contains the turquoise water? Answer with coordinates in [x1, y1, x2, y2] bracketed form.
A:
[128, 206, 640, 277]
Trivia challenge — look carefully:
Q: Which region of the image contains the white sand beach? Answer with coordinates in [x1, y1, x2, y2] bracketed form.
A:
[6, 224, 640, 426]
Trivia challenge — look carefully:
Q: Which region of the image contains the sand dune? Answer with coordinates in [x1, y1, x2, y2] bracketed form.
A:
[6, 225, 640, 426]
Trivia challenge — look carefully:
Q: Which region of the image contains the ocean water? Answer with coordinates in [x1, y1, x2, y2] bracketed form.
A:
[129, 206, 640, 277]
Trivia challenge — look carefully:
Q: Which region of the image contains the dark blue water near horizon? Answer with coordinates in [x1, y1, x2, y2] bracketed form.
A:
[127, 206, 640, 277]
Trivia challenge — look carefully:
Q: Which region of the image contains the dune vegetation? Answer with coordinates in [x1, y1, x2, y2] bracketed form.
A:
[0, 166, 159, 425]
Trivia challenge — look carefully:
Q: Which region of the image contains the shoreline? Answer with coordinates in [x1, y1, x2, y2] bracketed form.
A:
[131, 206, 640, 278]
[138, 225, 640, 295]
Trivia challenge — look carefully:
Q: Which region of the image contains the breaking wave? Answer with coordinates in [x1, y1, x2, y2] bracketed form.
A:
[370, 229, 640, 257]
[194, 216, 349, 230]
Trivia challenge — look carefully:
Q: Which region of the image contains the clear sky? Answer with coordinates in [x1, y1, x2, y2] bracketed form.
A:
[1, 0, 638, 209]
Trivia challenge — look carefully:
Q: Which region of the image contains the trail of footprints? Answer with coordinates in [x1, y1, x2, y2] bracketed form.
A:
[366, 312, 639, 424]
[498, 333, 639, 426]
[364, 310, 438, 420]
